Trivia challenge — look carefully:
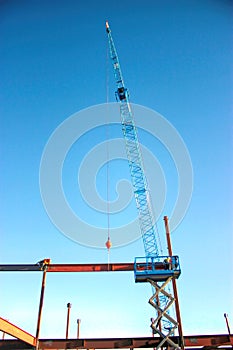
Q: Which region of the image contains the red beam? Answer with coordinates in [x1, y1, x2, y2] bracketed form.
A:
[47, 263, 134, 272]
[0, 263, 134, 272]
[184, 334, 233, 347]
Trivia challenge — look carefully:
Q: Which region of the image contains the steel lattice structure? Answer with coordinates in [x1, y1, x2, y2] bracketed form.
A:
[106, 21, 159, 257]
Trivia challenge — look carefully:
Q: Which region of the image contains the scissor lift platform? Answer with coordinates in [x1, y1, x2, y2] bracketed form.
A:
[134, 256, 181, 282]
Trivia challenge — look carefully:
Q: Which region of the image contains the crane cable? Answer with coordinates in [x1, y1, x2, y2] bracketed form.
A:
[105, 36, 112, 262]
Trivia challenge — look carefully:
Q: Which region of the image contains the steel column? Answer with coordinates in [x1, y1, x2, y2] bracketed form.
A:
[77, 319, 81, 339]
[66, 303, 72, 339]
[36, 260, 50, 349]
[164, 216, 184, 349]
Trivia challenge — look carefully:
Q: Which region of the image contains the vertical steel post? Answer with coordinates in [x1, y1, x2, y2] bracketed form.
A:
[36, 260, 50, 350]
[77, 319, 81, 338]
[164, 216, 185, 350]
[224, 313, 231, 335]
[66, 303, 72, 339]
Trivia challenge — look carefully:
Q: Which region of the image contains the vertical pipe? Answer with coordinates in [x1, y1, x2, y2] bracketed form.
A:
[164, 216, 185, 350]
[36, 263, 48, 350]
[66, 303, 72, 339]
[224, 313, 231, 335]
[77, 319, 81, 338]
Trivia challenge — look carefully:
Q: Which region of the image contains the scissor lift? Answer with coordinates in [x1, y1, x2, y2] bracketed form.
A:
[134, 256, 181, 349]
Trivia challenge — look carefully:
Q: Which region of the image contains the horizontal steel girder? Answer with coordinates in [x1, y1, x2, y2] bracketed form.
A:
[0, 263, 134, 272]
[0, 335, 232, 349]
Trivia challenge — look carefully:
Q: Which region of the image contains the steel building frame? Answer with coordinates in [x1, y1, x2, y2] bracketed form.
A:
[1, 262, 232, 349]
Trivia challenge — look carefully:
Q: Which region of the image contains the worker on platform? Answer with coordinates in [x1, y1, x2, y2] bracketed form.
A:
[164, 256, 172, 270]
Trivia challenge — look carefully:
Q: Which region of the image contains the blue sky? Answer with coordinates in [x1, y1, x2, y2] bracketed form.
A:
[1, 0, 233, 339]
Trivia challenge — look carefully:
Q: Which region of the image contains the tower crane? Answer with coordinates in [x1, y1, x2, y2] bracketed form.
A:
[106, 21, 182, 349]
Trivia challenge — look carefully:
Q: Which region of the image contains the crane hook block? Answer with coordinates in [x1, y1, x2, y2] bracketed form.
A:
[105, 238, 112, 250]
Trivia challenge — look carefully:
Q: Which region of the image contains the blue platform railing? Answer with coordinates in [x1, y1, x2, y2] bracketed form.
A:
[134, 256, 181, 283]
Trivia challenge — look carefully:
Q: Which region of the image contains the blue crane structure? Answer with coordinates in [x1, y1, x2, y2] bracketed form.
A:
[105, 21, 159, 258]
[106, 21, 182, 349]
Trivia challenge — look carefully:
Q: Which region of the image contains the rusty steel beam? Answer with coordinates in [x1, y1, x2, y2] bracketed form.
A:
[0, 318, 36, 347]
[0, 334, 232, 349]
[40, 334, 233, 348]
[47, 263, 134, 272]
[184, 334, 233, 347]
[0, 263, 134, 272]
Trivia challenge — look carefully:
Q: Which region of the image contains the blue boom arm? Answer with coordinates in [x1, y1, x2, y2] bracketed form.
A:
[106, 21, 159, 257]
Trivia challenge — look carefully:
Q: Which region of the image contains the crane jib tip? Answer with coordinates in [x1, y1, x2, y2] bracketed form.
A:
[106, 21, 110, 33]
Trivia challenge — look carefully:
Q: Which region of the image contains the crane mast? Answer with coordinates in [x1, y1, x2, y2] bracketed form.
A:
[106, 21, 160, 257]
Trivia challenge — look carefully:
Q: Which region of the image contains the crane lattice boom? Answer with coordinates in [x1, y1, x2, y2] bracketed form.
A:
[106, 21, 160, 257]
